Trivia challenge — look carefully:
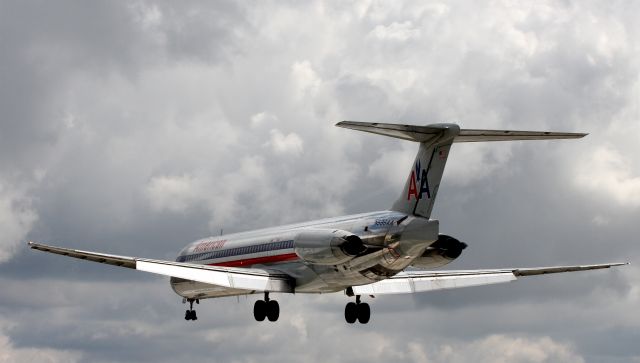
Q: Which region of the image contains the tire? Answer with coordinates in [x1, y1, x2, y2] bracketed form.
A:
[185, 310, 191, 320]
[192, 311, 198, 321]
[253, 300, 267, 321]
[266, 300, 280, 322]
[357, 303, 370, 324]
[344, 302, 357, 324]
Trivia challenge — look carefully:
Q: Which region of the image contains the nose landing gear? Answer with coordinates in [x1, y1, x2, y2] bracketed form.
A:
[345, 295, 370, 324]
[253, 292, 280, 322]
[184, 298, 199, 321]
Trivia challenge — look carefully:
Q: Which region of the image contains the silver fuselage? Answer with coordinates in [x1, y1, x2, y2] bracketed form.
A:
[170, 210, 439, 299]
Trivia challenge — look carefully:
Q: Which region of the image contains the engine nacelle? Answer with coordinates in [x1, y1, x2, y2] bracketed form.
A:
[411, 234, 467, 269]
[294, 229, 366, 265]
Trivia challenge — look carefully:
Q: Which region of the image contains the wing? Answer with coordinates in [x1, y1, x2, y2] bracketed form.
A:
[352, 263, 627, 295]
[28, 242, 294, 293]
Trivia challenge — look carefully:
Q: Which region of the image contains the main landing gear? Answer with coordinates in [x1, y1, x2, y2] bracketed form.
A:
[253, 292, 280, 322]
[185, 298, 199, 321]
[345, 295, 370, 324]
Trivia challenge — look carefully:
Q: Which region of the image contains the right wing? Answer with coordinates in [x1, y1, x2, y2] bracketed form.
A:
[28, 242, 294, 293]
[352, 263, 627, 295]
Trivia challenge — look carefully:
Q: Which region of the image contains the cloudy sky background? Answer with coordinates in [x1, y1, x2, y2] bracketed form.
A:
[0, 1, 638, 362]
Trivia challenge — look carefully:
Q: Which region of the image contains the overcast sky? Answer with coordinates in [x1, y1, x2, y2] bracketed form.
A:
[0, 1, 638, 362]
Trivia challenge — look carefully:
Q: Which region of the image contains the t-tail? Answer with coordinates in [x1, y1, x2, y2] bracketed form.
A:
[336, 121, 587, 218]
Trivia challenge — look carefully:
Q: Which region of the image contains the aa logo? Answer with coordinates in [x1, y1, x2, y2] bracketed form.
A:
[407, 159, 430, 200]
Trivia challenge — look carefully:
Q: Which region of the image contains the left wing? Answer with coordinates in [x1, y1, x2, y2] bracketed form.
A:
[352, 263, 627, 295]
[28, 242, 294, 293]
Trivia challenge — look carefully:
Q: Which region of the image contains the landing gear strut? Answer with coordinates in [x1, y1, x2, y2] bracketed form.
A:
[253, 292, 279, 322]
[184, 298, 199, 321]
[345, 295, 370, 324]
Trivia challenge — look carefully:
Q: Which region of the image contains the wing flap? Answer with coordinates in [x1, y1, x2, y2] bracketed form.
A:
[136, 259, 292, 292]
[353, 272, 516, 295]
[352, 263, 627, 295]
[28, 241, 294, 293]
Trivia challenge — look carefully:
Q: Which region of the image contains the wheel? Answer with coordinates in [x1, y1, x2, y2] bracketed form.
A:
[344, 302, 357, 324]
[266, 300, 280, 322]
[357, 303, 370, 324]
[185, 310, 197, 320]
[254, 300, 267, 321]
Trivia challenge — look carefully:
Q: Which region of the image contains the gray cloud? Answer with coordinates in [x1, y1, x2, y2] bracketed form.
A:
[0, 1, 638, 362]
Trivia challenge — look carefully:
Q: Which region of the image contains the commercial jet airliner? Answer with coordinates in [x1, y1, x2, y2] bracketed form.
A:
[29, 122, 627, 324]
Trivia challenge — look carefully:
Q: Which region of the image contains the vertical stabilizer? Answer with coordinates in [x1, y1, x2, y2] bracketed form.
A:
[391, 124, 459, 218]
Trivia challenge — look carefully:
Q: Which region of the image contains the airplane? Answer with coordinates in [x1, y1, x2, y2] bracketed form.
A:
[29, 121, 627, 324]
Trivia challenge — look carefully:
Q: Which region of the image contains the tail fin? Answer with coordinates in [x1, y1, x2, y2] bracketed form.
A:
[336, 121, 587, 218]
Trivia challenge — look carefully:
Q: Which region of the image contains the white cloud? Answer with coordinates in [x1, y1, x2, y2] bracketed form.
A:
[0, 183, 37, 263]
[291, 60, 321, 99]
[431, 335, 584, 363]
[0, 329, 81, 363]
[366, 67, 419, 92]
[130, 2, 163, 30]
[369, 21, 421, 42]
[574, 145, 640, 208]
[368, 144, 415, 190]
[287, 314, 308, 341]
[445, 142, 514, 187]
[267, 129, 304, 155]
[146, 174, 201, 213]
[365, 1, 449, 23]
[592, 214, 610, 226]
[250, 111, 278, 128]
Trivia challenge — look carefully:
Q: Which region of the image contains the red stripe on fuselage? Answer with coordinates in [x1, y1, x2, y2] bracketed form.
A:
[208, 253, 299, 267]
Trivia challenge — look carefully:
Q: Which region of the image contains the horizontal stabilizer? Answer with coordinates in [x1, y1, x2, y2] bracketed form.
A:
[336, 121, 447, 143]
[455, 129, 588, 142]
[336, 121, 587, 143]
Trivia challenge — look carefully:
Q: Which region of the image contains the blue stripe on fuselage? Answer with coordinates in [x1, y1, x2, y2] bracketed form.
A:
[176, 240, 295, 263]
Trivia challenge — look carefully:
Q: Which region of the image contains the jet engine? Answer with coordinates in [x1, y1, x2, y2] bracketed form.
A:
[294, 229, 367, 265]
[411, 234, 467, 269]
